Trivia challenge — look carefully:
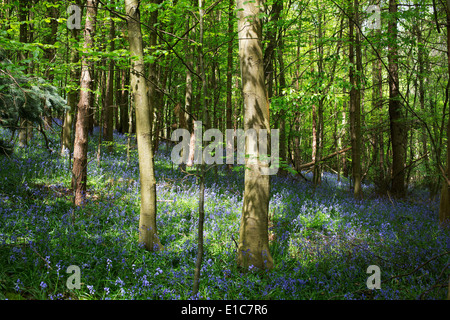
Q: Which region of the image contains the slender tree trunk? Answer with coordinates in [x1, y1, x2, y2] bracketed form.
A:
[371, 3, 384, 190]
[275, 0, 287, 176]
[313, 10, 324, 186]
[415, 6, 431, 193]
[42, 0, 58, 129]
[226, 0, 234, 171]
[18, 0, 29, 147]
[103, 1, 115, 152]
[125, 0, 162, 251]
[147, 0, 161, 146]
[61, 21, 81, 155]
[184, 14, 196, 167]
[349, 0, 362, 199]
[388, 0, 406, 197]
[192, 0, 208, 297]
[237, 0, 273, 270]
[263, 0, 282, 101]
[278, 35, 287, 175]
[72, 0, 98, 206]
[119, 68, 130, 134]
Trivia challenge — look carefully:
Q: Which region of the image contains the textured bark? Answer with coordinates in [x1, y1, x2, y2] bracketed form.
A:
[237, 0, 273, 270]
[125, 0, 162, 251]
[72, 0, 97, 206]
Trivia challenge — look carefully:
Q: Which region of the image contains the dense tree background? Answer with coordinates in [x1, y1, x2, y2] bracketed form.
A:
[1, 0, 450, 205]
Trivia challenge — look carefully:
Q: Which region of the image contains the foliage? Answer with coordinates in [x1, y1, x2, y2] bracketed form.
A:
[0, 49, 67, 128]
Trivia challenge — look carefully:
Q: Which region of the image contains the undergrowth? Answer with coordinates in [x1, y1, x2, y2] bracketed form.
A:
[0, 125, 449, 300]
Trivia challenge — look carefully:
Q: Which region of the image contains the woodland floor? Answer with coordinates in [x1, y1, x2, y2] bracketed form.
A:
[0, 125, 449, 300]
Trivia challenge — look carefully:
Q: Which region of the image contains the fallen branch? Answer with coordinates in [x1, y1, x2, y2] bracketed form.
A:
[296, 147, 352, 170]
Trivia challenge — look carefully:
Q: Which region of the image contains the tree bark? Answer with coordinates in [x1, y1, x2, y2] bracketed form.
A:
[192, 0, 208, 297]
[125, 0, 162, 251]
[388, 0, 407, 197]
[72, 0, 98, 206]
[226, 0, 234, 171]
[103, 1, 115, 152]
[349, 0, 362, 199]
[438, 0, 450, 227]
[18, 0, 29, 148]
[237, 0, 273, 270]
[61, 21, 81, 155]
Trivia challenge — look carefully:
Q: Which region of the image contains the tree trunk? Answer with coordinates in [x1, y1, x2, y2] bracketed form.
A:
[18, 0, 29, 148]
[119, 68, 130, 134]
[192, 0, 208, 297]
[349, 0, 362, 199]
[72, 0, 98, 206]
[275, 0, 287, 176]
[237, 0, 273, 270]
[438, 0, 450, 227]
[103, 1, 115, 152]
[147, 0, 161, 147]
[388, 0, 406, 197]
[125, 0, 162, 251]
[226, 0, 234, 171]
[61, 23, 81, 155]
[371, 2, 384, 190]
[313, 10, 324, 186]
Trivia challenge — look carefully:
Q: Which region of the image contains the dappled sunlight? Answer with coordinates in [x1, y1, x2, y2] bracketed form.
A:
[1, 126, 449, 300]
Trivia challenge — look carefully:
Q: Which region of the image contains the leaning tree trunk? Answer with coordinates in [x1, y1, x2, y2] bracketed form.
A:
[125, 0, 162, 251]
[237, 0, 274, 270]
[72, 0, 97, 206]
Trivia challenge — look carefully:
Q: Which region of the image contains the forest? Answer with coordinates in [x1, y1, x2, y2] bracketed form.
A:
[0, 0, 450, 303]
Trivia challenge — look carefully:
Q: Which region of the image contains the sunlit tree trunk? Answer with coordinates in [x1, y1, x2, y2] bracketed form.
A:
[125, 0, 162, 251]
[237, 0, 273, 270]
[72, 0, 97, 206]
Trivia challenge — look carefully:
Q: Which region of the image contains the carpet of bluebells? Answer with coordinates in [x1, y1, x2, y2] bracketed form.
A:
[0, 125, 449, 300]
